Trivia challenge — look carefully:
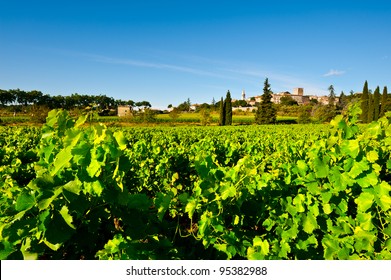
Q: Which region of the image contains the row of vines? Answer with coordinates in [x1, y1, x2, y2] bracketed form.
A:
[0, 103, 391, 259]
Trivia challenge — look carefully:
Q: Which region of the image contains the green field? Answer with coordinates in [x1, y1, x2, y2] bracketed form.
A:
[1, 112, 299, 126]
[157, 112, 297, 123]
[1, 105, 390, 260]
[94, 112, 298, 125]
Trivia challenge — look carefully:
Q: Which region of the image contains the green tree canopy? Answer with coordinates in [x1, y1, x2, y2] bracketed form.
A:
[280, 95, 298, 106]
[337, 91, 348, 111]
[255, 78, 276, 124]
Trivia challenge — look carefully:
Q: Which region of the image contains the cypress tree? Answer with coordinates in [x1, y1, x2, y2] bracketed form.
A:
[380, 86, 388, 117]
[373, 86, 380, 121]
[225, 90, 232, 125]
[328, 85, 336, 106]
[368, 93, 374, 123]
[360, 81, 369, 123]
[219, 97, 225, 126]
[337, 91, 346, 111]
[255, 78, 276, 124]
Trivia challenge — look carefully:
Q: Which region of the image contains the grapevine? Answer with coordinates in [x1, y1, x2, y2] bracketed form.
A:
[0, 103, 390, 259]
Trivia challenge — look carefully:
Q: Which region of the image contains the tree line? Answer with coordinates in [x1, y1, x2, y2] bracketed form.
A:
[0, 88, 150, 115]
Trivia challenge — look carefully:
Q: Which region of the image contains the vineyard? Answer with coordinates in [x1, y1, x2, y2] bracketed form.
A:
[0, 103, 391, 260]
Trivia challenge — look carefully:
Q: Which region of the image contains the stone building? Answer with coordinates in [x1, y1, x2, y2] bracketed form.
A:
[117, 105, 132, 117]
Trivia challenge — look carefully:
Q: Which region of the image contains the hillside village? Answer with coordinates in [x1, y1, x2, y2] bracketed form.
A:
[229, 88, 338, 112]
[184, 88, 338, 114]
[117, 87, 339, 116]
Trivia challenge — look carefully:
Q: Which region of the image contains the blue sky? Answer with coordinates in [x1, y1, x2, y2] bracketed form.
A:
[1, 0, 390, 109]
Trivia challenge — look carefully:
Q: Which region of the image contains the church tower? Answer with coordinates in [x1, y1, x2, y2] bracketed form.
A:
[241, 89, 246, 100]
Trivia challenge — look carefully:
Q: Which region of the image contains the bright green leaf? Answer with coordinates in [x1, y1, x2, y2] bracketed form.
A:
[50, 147, 73, 176]
[43, 240, 62, 251]
[293, 194, 305, 212]
[356, 213, 373, 231]
[379, 195, 391, 211]
[303, 213, 317, 234]
[278, 241, 291, 258]
[366, 150, 379, 163]
[220, 182, 236, 200]
[87, 159, 102, 178]
[84, 180, 103, 196]
[15, 192, 35, 211]
[313, 156, 329, 178]
[185, 198, 198, 219]
[355, 192, 375, 212]
[356, 171, 378, 188]
[63, 179, 81, 195]
[247, 247, 264, 260]
[59, 205, 76, 230]
[296, 160, 308, 177]
[349, 159, 370, 179]
[154, 192, 172, 222]
[340, 139, 360, 158]
[113, 131, 127, 150]
[323, 203, 332, 214]
[252, 237, 269, 256]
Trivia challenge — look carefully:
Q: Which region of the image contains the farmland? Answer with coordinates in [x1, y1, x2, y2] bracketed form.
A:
[0, 111, 298, 126]
[0, 104, 391, 260]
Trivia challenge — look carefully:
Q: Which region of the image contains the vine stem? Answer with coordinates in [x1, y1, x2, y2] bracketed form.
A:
[376, 205, 387, 238]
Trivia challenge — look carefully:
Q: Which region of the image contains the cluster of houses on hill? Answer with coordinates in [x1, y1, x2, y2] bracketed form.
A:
[230, 88, 337, 112]
[117, 87, 337, 116]
[245, 88, 335, 105]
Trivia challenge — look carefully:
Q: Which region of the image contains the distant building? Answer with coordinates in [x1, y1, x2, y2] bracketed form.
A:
[271, 91, 291, 104]
[271, 89, 309, 105]
[309, 95, 339, 105]
[241, 90, 246, 100]
[293, 88, 304, 96]
[118, 105, 132, 117]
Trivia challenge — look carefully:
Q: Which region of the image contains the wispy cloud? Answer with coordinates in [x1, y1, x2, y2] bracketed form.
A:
[223, 68, 329, 96]
[88, 54, 231, 79]
[62, 49, 330, 96]
[323, 69, 346, 77]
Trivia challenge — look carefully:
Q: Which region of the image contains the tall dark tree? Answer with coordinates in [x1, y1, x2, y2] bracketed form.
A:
[328, 85, 336, 105]
[380, 86, 388, 117]
[225, 90, 232, 125]
[219, 97, 225, 126]
[255, 78, 276, 124]
[10, 89, 28, 106]
[373, 86, 381, 121]
[25, 90, 43, 106]
[337, 91, 347, 111]
[211, 97, 216, 107]
[368, 93, 374, 123]
[38, 94, 54, 108]
[0, 89, 15, 105]
[177, 99, 190, 112]
[360, 81, 369, 123]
